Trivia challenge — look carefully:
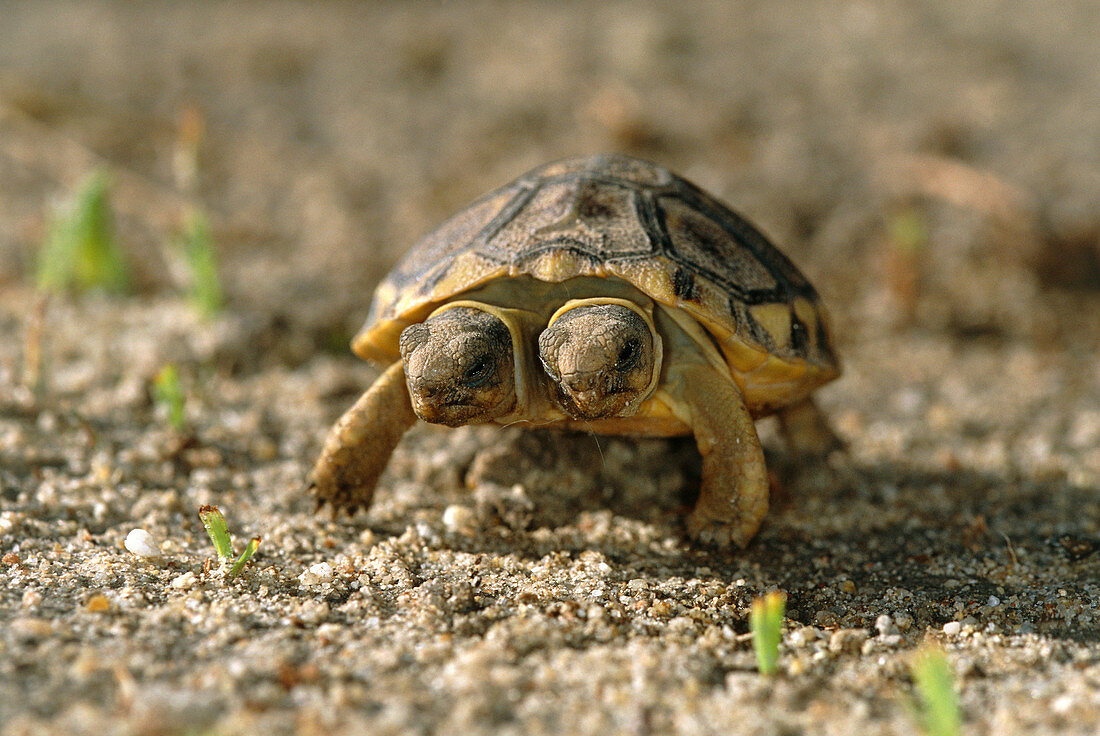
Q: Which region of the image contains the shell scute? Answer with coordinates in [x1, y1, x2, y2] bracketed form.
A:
[657, 194, 779, 297]
[482, 178, 655, 264]
[355, 154, 839, 390]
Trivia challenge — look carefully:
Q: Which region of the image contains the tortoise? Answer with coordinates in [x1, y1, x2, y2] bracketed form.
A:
[309, 153, 841, 547]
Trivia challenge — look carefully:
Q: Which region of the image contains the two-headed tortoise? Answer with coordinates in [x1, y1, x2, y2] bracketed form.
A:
[309, 153, 841, 547]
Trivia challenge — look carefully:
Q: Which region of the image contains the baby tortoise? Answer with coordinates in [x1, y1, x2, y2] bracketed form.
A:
[309, 154, 841, 547]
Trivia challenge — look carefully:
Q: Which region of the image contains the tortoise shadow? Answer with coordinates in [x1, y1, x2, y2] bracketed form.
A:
[383, 428, 1099, 643]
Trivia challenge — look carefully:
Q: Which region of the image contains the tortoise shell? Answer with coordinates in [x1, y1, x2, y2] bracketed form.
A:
[355, 154, 839, 396]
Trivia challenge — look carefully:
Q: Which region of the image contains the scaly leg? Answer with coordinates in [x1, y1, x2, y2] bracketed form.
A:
[776, 397, 843, 458]
[308, 361, 417, 513]
[675, 364, 769, 548]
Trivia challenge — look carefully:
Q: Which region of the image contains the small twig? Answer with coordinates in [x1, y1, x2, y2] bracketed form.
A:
[22, 292, 48, 397]
[1001, 533, 1019, 567]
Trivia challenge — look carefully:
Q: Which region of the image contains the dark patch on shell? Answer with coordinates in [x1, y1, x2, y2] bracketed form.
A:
[366, 153, 837, 368]
[789, 312, 808, 354]
[672, 266, 700, 301]
[730, 297, 775, 353]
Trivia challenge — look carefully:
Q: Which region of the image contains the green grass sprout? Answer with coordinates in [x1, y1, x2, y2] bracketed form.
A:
[228, 537, 262, 578]
[750, 590, 786, 675]
[152, 364, 187, 432]
[199, 505, 234, 558]
[199, 505, 261, 580]
[909, 644, 962, 736]
[175, 209, 223, 318]
[37, 170, 131, 294]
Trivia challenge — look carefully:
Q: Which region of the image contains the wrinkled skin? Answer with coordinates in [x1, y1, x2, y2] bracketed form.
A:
[538, 303, 656, 420]
[399, 307, 517, 426]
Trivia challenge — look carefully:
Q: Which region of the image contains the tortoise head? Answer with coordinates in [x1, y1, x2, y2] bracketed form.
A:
[538, 299, 661, 421]
[399, 305, 518, 426]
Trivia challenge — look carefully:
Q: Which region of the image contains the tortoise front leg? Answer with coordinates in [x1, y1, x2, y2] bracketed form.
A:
[308, 361, 417, 513]
[674, 364, 769, 548]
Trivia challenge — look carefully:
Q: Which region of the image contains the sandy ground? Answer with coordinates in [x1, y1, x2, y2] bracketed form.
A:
[1, 1, 1098, 734]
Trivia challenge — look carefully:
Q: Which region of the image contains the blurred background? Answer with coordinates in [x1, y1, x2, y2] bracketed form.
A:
[2, 6, 1099, 732]
[2, 0, 1097, 364]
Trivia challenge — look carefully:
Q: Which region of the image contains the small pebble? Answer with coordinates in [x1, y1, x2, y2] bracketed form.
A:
[442, 504, 476, 533]
[828, 628, 869, 654]
[942, 621, 962, 635]
[171, 572, 198, 590]
[300, 562, 334, 587]
[84, 594, 110, 613]
[124, 529, 162, 558]
[875, 614, 897, 637]
[297, 599, 331, 626]
[785, 657, 809, 676]
[788, 626, 823, 648]
[10, 617, 54, 640]
[1051, 694, 1075, 714]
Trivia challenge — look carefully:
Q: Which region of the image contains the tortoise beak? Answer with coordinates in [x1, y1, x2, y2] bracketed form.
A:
[556, 381, 629, 421]
[564, 389, 604, 420]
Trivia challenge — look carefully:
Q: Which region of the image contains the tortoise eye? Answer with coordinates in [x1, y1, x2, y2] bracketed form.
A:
[462, 355, 494, 388]
[615, 339, 640, 370]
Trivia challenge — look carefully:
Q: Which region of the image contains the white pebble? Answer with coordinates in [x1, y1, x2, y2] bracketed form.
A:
[789, 626, 823, 648]
[124, 529, 162, 558]
[442, 504, 476, 532]
[299, 562, 334, 587]
[988, 595, 1000, 606]
[1051, 694, 1074, 714]
[942, 621, 962, 635]
[171, 571, 198, 590]
[875, 614, 897, 637]
[297, 599, 331, 626]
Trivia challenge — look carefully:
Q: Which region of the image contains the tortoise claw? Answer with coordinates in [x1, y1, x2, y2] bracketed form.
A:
[306, 361, 416, 521]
